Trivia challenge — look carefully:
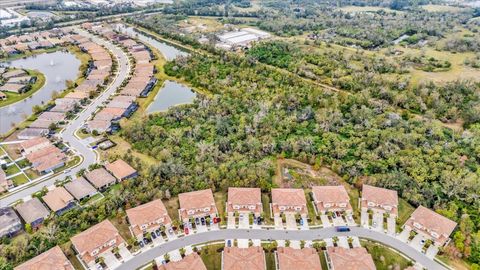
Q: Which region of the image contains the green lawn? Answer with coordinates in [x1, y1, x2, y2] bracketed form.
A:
[24, 169, 39, 180]
[261, 193, 273, 224]
[318, 250, 328, 270]
[305, 191, 319, 224]
[5, 164, 20, 176]
[11, 173, 29, 186]
[397, 198, 415, 229]
[361, 240, 412, 270]
[199, 244, 223, 270]
[16, 158, 31, 169]
[53, 156, 81, 173]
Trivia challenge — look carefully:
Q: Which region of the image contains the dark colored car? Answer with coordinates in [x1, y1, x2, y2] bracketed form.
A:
[336, 226, 350, 232]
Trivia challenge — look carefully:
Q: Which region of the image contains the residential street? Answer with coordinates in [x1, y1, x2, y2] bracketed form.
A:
[0, 28, 131, 207]
[117, 227, 447, 270]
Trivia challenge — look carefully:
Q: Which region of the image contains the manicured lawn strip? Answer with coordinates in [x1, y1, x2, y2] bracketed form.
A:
[24, 169, 39, 180]
[264, 250, 276, 270]
[361, 240, 412, 270]
[80, 193, 103, 206]
[305, 190, 319, 225]
[199, 243, 223, 270]
[5, 164, 20, 176]
[53, 156, 81, 174]
[261, 193, 273, 224]
[214, 191, 226, 223]
[0, 70, 45, 108]
[16, 158, 31, 169]
[11, 174, 29, 186]
[397, 198, 415, 230]
[318, 250, 328, 270]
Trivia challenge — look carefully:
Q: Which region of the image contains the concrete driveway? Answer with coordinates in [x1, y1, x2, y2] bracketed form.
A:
[285, 213, 297, 230]
[398, 228, 411, 242]
[345, 214, 356, 226]
[337, 236, 349, 248]
[372, 212, 384, 232]
[332, 216, 346, 226]
[361, 211, 369, 227]
[274, 216, 284, 229]
[320, 215, 331, 227]
[410, 234, 426, 251]
[102, 251, 121, 270]
[387, 217, 396, 235]
[426, 245, 439, 259]
[118, 246, 132, 261]
[239, 213, 249, 229]
[227, 213, 235, 229]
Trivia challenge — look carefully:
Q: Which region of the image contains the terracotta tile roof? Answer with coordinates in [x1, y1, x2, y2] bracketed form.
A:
[86, 119, 111, 132]
[38, 111, 65, 122]
[327, 247, 375, 270]
[361, 184, 398, 210]
[105, 159, 137, 180]
[223, 247, 266, 270]
[158, 253, 207, 270]
[29, 119, 54, 129]
[179, 189, 216, 211]
[405, 206, 457, 245]
[85, 168, 116, 189]
[14, 246, 74, 270]
[65, 91, 89, 99]
[31, 152, 66, 172]
[20, 137, 50, 152]
[42, 187, 74, 212]
[71, 220, 124, 264]
[126, 199, 171, 236]
[277, 247, 322, 270]
[227, 187, 262, 214]
[64, 177, 97, 200]
[271, 188, 306, 206]
[0, 83, 25, 93]
[15, 198, 50, 224]
[312, 186, 352, 212]
[26, 145, 60, 161]
[0, 168, 11, 191]
[94, 107, 125, 121]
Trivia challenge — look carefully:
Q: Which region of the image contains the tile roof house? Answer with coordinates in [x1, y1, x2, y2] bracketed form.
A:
[2, 69, 27, 79]
[126, 199, 172, 240]
[71, 220, 125, 267]
[29, 119, 54, 129]
[222, 247, 266, 270]
[31, 151, 66, 173]
[227, 187, 262, 215]
[312, 186, 352, 214]
[85, 168, 117, 190]
[404, 206, 457, 246]
[15, 198, 50, 228]
[85, 119, 112, 134]
[94, 107, 126, 121]
[42, 187, 76, 215]
[361, 184, 398, 216]
[158, 253, 207, 270]
[38, 111, 65, 122]
[0, 83, 27, 93]
[65, 91, 89, 100]
[17, 128, 49, 140]
[105, 159, 138, 181]
[0, 168, 13, 192]
[271, 188, 307, 217]
[14, 246, 74, 270]
[326, 247, 376, 270]
[64, 177, 98, 201]
[0, 207, 23, 238]
[178, 189, 218, 221]
[276, 247, 321, 270]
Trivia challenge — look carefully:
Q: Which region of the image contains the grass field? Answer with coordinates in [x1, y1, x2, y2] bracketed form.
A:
[199, 244, 223, 270]
[11, 173, 29, 186]
[0, 70, 46, 108]
[338, 6, 400, 13]
[421, 4, 469, 13]
[361, 240, 412, 270]
[397, 198, 415, 229]
[265, 250, 276, 270]
[5, 164, 20, 176]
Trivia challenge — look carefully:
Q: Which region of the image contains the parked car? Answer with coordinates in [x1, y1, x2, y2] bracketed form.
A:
[299, 218, 304, 226]
[138, 241, 145, 248]
[336, 226, 350, 232]
[195, 218, 200, 225]
[332, 212, 337, 218]
[184, 227, 189, 235]
[168, 227, 174, 234]
[227, 240, 232, 247]
[151, 232, 157, 239]
[155, 229, 161, 237]
[201, 217, 206, 225]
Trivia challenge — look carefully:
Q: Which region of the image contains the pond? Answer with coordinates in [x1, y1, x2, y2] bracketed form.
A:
[0, 51, 81, 134]
[116, 24, 188, 61]
[147, 81, 196, 114]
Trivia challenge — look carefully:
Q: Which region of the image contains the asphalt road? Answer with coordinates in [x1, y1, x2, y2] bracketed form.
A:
[117, 227, 446, 270]
[0, 28, 130, 207]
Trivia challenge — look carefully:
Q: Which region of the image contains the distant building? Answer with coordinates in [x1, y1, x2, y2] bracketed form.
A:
[326, 247, 376, 270]
[312, 185, 352, 215]
[271, 188, 307, 217]
[223, 247, 266, 270]
[105, 159, 138, 181]
[64, 177, 98, 201]
[227, 187, 262, 216]
[42, 187, 76, 215]
[403, 206, 457, 246]
[0, 207, 22, 238]
[17, 128, 49, 140]
[126, 199, 172, 240]
[158, 253, 207, 270]
[178, 189, 218, 222]
[216, 28, 271, 50]
[84, 168, 116, 190]
[276, 247, 321, 270]
[14, 246, 74, 270]
[15, 198, 50, 228]
[71, 220, 125, 268]
[0, 83, 27, 93]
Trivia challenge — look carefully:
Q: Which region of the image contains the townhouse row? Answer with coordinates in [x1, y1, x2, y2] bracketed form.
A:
[0, 159, 137, 239]
[81, 22, 157, 134]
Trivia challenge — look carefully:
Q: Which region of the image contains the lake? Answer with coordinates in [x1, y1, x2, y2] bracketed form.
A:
[0, 51, 81, 134]
[147, 81, 196, 114]
[116, 24, 188, 61]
